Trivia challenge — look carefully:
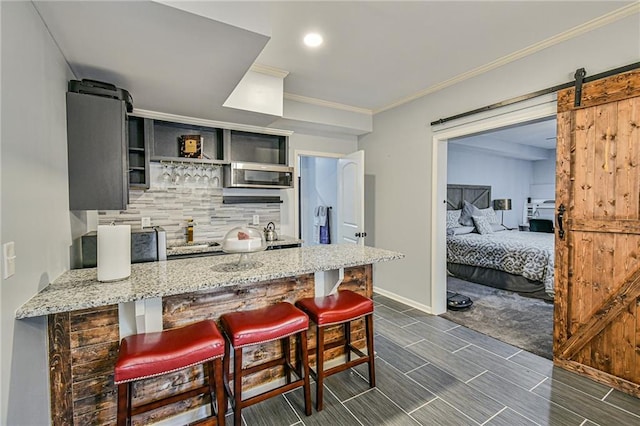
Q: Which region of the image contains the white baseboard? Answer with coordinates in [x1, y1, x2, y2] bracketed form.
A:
[373, 286, 433, 314]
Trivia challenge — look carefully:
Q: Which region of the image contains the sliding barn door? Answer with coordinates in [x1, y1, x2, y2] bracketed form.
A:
[554, 69, 640, 397]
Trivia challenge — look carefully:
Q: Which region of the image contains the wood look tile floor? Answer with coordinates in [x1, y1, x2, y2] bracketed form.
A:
[233, 293, 640, 425]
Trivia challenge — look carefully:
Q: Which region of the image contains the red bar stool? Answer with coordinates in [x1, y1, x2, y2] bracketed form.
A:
[296, 290, 376, 411]
[114, 320, 226, 426]
[219, 302, 312, 426]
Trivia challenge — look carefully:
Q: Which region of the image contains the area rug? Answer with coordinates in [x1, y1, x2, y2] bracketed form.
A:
[441, 276, 554, 359]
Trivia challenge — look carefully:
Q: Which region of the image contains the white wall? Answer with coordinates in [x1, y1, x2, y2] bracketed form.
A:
[531, 153, 557, 201]
[447, 145, 533, 229]
[1, 2, 80, 424]
[300, 157, 338, 245]
[533, 153, 557, 186]
[281, 133, 357, 237]
[314, 158, 338, 244]
[359, 13, 640, 309]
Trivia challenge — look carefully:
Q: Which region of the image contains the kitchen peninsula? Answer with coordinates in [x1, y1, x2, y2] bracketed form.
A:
[17, 244, 403, 425]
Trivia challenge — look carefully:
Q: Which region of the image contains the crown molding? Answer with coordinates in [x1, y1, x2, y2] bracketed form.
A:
[131, 109, 294, 136]
[375, 2, 640, 114]
[284, 93, 373, 115]
[250, 63, 289, 78]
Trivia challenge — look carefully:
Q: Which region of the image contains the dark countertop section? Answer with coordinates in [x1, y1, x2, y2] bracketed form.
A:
[166, 235, 303, 257]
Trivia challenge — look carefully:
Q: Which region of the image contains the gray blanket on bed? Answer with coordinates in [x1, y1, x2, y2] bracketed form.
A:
[447, 230, 555, 296]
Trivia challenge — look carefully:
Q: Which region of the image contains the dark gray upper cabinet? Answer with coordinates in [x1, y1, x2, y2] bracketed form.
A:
[127, 116, 151, 189]
[66, 92, 128, 210]
[229, 130, 287, 165]
[150, 120, 226, 164]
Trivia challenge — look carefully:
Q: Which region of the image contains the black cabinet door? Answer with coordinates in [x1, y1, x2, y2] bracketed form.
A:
[67, 92, 128, 210]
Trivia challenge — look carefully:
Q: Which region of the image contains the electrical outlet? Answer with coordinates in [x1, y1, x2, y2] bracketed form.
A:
[141, 217, 151, 228]
[3, 242, 16, 279]
[252, 215, 259, 225]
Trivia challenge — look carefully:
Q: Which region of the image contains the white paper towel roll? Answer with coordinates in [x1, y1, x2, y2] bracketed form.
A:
[97, 225, 131, 282]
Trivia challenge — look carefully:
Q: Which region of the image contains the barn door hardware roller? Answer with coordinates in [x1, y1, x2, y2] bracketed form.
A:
[573, 68, 587, 107]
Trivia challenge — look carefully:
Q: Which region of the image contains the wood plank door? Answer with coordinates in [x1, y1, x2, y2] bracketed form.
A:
[554, 69, 640, 397]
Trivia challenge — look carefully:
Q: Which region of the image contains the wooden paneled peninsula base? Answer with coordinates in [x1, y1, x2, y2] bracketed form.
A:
[18, 245, 403, 425]
[49, 266, 373, 425]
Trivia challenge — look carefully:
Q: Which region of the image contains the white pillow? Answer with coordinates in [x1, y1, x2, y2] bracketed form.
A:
[446, 210, 462, 229]
[447, 226, 475, 236]
[490, 224, 507, 232]
[479, 207, 500, 225]
[459, 201, 481, 226]
[472, 215, 494, 235]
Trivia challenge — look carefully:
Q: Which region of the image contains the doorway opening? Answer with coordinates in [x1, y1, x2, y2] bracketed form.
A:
[297, 153, 340, 246]
[442, 117, 557, 359]
[430, 95, 557, 316]
[294, 149, 366, 247]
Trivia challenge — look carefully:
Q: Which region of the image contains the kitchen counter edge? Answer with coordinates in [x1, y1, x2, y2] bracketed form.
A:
[16, 245, 404, 319]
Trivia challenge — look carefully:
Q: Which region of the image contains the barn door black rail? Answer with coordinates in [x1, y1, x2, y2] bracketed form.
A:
[430, 62, 640, 126]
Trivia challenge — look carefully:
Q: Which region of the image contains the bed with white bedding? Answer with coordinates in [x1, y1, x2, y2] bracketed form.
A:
[446, 184, 555, 298]
[447, 229, 555, 296]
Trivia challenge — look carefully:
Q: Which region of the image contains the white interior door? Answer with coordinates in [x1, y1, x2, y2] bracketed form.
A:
[337, 150, 365, 245]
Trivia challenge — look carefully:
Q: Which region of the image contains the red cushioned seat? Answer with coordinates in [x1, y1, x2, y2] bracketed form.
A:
[220, 302, 309, 348]
[295, 290, 373, 326]
[114, 319, 226, 426]
[115, 319, 225, 384]
[220, 302, 311, 426]
[295, 290, 375, 412]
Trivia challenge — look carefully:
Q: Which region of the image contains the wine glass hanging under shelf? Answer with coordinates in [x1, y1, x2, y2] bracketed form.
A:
[158, 160, 222, 188]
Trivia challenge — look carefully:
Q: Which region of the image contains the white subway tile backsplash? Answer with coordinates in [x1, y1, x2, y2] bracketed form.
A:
[99, 180, 280, 245]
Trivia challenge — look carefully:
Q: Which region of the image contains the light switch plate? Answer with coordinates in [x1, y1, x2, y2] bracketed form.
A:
[141, 217, 151, 228]
[3, 242, 16, 279]
[252, 215, 259, 225]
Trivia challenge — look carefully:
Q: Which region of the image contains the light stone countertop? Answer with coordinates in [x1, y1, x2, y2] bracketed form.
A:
[16, 244, 404, 319]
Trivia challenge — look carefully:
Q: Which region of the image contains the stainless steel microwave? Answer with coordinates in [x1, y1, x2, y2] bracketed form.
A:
[224, 162, 294, 189]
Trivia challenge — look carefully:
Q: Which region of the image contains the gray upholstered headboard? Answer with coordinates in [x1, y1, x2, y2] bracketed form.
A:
[446, 184, 491, 210]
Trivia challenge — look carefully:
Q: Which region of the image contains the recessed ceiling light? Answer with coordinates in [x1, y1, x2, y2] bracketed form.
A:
[303, 33, 323, 48]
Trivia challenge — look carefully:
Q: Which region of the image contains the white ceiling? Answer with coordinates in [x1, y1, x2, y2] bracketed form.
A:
[34, 1, 634, 128]
[255, 1, 631, 111]
[449, 118, 557, 160]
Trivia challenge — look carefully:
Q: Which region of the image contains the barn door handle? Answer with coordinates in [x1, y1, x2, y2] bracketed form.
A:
[557, 204, 566, 240]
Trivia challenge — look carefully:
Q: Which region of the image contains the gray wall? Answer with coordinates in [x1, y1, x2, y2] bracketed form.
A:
[1, 2, 79, 424]
[359, 13, 640, 309]
[447, 145, 558, 228]
[447, 145, 533, 229]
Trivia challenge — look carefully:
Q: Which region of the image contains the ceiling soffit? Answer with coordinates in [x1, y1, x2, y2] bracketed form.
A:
[34, 0, 271, 125]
